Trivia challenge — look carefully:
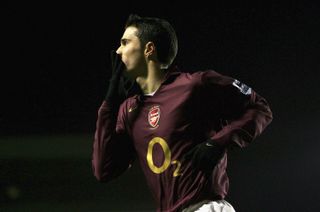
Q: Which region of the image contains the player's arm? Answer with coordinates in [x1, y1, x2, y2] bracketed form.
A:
[92, 101, 135, 182]
[182, 71, 272, 173]
[91, 51, 138, 182]
[203, 70, 273, 148]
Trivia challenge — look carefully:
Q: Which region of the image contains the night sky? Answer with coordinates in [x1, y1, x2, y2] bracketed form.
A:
[3, 1, 318, 135]
[2, 1, 320, 211]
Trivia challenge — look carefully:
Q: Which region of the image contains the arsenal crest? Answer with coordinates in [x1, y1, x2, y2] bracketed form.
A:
[148, 105, 160, 129]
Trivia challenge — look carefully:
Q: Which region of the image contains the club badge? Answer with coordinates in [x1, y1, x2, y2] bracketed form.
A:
[148, 105, 160, 129]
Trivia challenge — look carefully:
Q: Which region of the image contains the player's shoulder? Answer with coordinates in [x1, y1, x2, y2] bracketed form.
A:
[177, 69, 231, 86]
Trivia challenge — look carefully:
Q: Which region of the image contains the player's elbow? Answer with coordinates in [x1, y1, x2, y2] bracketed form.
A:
[92, 163, 111, 183]
[94, 173, 109, 183]
[94, 170, 114, 183]
[92, 159, 132, 183]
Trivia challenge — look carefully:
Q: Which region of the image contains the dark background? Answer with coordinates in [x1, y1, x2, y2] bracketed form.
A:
[2, 1, 320, 211]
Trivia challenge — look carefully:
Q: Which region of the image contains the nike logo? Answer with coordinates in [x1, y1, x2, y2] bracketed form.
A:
[205, 142, 214, 147]
[129, 106, 137, 113]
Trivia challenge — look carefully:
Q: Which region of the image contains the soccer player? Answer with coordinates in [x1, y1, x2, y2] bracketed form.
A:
[92, 14, 273, 212]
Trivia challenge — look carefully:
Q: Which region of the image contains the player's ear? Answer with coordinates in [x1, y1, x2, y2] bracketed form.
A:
[144, 41, 156, 59]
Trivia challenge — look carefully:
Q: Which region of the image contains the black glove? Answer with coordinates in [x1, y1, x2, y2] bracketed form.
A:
[183, 139, 225, 173]
[105, 50, 141, 106]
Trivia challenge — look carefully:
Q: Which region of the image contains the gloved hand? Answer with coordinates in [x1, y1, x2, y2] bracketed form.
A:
[183, 139, 225, 173]
[105, 50, 141, 106]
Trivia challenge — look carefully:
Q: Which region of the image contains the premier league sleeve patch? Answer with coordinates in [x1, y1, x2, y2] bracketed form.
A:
[232, 79, 252, 95]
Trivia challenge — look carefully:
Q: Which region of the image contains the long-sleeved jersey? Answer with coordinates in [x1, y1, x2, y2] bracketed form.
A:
[92, 68, 273, 212]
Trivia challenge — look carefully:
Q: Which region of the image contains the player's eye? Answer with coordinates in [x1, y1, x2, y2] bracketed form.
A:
[121, 39, 128, 46]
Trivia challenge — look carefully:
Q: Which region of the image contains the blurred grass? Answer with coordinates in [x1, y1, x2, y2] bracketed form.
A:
[0, 134, 155, 211]
[0, 134, 93, 159]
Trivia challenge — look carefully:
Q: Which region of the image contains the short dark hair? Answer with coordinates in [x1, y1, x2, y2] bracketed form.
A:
[125, 14, 178, 69]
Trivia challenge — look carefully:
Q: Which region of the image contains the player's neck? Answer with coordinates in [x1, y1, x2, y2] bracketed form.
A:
[136, 62, 166, 95]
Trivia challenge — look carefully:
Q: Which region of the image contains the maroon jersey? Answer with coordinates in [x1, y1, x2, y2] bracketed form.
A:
[92, 68, 273, 212]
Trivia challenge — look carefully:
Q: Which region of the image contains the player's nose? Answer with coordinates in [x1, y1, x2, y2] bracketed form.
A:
[116, 46, 121, 55]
